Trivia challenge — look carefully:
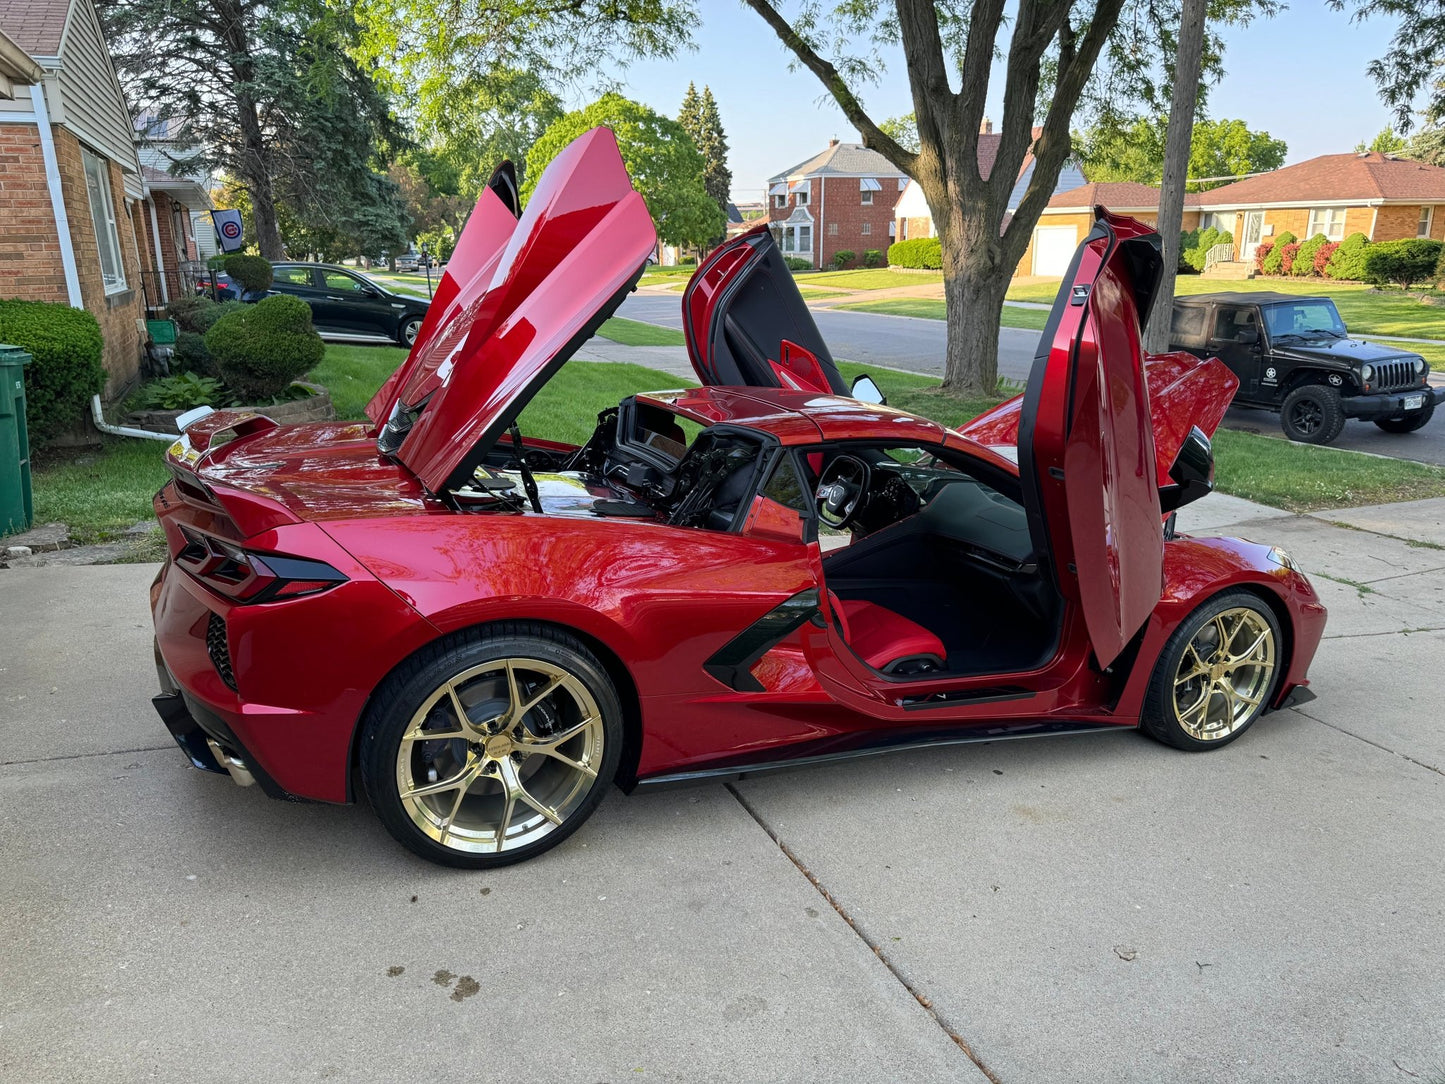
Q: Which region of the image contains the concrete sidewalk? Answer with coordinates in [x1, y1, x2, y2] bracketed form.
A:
[2, 497, 1443, 1081]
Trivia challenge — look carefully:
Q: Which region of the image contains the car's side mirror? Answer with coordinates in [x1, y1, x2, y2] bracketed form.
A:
[740, 495, 806, 545]
[851, 374, 886, 405]
[360, 287, 380, 298]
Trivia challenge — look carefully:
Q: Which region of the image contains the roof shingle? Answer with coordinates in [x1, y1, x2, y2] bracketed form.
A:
[1046, 181, 1201, 210]
[0, 0, 72, 58]
[1198, 152, 1445, 205]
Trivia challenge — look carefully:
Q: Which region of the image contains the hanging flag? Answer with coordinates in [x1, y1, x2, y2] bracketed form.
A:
[211, 209, 245, 252]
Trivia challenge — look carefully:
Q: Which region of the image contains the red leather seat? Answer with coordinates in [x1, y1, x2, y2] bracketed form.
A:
[829, 592, 947, 674]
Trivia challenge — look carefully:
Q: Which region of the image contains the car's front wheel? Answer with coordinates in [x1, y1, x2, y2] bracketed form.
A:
[1141, 592, 1281, 751]
[1374, 398, 1435, 434]
[398, 315, 423, 348]
[360, 625, 623, 868]
[1280, 384, 1345, 444]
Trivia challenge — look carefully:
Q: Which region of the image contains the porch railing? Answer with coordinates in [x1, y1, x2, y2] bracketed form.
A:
[1203, 241, 1236, 271]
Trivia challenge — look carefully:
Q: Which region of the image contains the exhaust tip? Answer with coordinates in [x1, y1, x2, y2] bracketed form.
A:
[204, 738, 256, 787]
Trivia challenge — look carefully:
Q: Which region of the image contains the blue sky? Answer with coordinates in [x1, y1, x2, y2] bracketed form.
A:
[584, 0, 1409, 203]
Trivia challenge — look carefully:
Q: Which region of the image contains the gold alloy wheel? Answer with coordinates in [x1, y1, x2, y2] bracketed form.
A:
[394, 658, 605, 854]
[1172, 607, 1276, 741]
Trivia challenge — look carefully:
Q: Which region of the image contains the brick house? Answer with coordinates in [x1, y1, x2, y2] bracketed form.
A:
[0, 0, 151, 402]
[892, 120, 1088, 260]
[767, 141, 907, 268]
[1020, 182, 1204, 277]
[1194, 152, 1445, 263]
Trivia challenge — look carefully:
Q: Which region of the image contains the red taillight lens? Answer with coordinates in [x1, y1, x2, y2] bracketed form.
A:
[176, 527, 347, 603]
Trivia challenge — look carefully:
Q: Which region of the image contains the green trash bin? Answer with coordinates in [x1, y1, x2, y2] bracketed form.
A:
[0, 344, 33, 536]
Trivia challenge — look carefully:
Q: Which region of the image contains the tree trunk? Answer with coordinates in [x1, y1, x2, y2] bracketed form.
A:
[1143, 0, 1208, 354]
[939, 224, 1010, 396]
[215, 0, 284, 259]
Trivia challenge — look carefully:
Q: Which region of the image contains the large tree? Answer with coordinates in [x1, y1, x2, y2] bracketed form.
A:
[739, 0, 1272, 395]
[677, 84, 733, 247]
[1076, 117, 1286, 188]
[99, 0, 405, 260]
[1331, 1, 1445, 128]
[524, 94, 725, 249]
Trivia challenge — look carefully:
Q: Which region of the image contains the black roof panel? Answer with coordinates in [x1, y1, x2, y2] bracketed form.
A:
[1174, 291, 1329, 306]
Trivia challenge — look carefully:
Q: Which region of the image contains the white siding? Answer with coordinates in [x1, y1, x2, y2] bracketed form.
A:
[54, 0, 140, 175]
[1009, 158, 1087, 211]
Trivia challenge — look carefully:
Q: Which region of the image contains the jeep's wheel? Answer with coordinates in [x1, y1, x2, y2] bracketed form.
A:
[1141, 592, 1281, 751]
[1374, 398, 1435, 434]
[360, 626, 623, 868]
[1280, 384, 1345, 444]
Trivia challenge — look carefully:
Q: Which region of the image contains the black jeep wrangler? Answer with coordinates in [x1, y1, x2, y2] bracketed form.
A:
[1169, 292, 1443, 444]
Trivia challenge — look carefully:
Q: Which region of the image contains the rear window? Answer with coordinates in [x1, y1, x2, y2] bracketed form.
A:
[1170, 305, 1208, 347]
[275, 266, 314, 287]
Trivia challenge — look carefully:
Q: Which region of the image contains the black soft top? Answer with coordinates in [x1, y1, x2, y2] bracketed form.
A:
[1174, 291, 1330, 307]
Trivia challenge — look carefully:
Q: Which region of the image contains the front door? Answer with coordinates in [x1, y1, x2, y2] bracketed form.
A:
[317, 269, 391, 335]
[1241, 211, 1265, 260]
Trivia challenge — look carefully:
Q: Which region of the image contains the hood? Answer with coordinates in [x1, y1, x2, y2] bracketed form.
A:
[1272, 336, 1425, 368]
[376, 127, 658, 495]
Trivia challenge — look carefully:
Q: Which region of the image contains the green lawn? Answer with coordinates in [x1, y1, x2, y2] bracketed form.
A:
[1008, 275, 1445, 342]
[311, 343, 408, 419]
[835, 297, 1049, 331]
[596, 317, 686, 347]
[30, 439, 172, 545]
[797, 268, 944, 290]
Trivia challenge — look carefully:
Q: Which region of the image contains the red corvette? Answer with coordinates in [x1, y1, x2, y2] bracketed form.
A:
[149, 129, 1326, 868]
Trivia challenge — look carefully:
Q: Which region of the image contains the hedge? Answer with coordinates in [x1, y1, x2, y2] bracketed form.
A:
[862, 249, 884, 268]
[0, 299, 105, 444]
[222, 254, 273, 295]
[783, 256, 813, 271]
[831, 249, 856, 270]
[1253, 240, 1274, 273]
[888, 237, 943, 269]
[1293, 234, 1331, 277]
[1362, 238, 1443, 289]
[1260, 231, 1295, 275]
[1313, 241, 1340, 277]
[1179, 227, 1234, 273]
[205, 293, 324, 401]
[1324, 232, 1370, 280]
[1278, 242, 1301, 275]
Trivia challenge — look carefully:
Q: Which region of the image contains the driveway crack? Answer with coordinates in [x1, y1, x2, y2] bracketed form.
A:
[1, 744, 174, 767]
[726, 782, 1002, 1083]
[1288, 709, 1444, 777]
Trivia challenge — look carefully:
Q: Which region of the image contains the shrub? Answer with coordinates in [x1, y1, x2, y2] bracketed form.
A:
[1279, 242, 1301, 275]
[0, 299, 105, 444]
[1293, 234, 1330, 276]
[205, 293, 324, 401]
[783, 256, 813, 271]
[171, 331, 215, 377]
[1180, 227, 1233, 273]
[1324, 232, 1370, 280]
[1314, 241, 1340, 276]
[136, 372, 225, 411]
[831, 249, 856, 270]
[167, 295, 246, 335]
[888, 237, 943, 269]
[1253, 240, 1275, 273]
[222, 254, 273, 295]
[1260, 231, 1295, 274]
[1362, 238, 1444, 289]
[1437, 244, 1445, 286]
[862, 249, 884, 268]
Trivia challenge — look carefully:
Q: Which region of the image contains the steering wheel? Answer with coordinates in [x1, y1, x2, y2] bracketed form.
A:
[815, 454, 871, 529]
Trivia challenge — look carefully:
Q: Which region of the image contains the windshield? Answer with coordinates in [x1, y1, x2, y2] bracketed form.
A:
[1263, 300, 1345, 339]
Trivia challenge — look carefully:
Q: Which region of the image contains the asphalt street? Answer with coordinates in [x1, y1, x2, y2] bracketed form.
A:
[619, 292, 1445, 466]
[2, 494, 1444, 1082]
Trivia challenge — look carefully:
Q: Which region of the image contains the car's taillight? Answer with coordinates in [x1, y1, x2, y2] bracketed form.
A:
[177, 527, 347, 603]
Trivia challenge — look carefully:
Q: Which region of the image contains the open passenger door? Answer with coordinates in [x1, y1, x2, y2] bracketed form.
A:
[1018, 209, 1167, 668]
[682, 226, 846, 394]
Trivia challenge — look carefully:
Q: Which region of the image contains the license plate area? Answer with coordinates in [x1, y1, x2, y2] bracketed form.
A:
[1404, 393, 1425, 410]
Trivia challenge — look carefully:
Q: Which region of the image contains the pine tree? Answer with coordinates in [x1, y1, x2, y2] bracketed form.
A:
[678, 84, 731, 248]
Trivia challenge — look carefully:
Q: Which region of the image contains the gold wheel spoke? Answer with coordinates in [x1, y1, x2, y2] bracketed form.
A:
[503, 661, 522, 723]
[521, 716, 596, 753]
[536, 747, 597, 777]
[515, 675, 565, 724]
[498, 757, 563, 826]
[401, 726, 469, 744]
[439, 780, 470, 842]
[445, 681, 476, 732]
[1225, 629, 1269, 666]
[494, 785, 516, 851]
[402, 760, 476, 801]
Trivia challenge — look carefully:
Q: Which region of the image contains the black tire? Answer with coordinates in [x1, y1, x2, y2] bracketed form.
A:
[360, 624, 623, 868]
[1140, 591, 1282, 751]
[1373, 398, 1435, 434]
[397, 315, 423, 348]
[1280, 384, 1345, 444]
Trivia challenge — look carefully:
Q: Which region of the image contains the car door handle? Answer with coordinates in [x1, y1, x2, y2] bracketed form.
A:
[325, 295, 347, 301]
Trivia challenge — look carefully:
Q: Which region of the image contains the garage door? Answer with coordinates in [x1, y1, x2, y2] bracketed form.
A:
[1032, 225, 1077, 276]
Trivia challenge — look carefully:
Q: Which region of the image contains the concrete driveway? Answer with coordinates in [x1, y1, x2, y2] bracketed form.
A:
[2, 496, 1443, 1082]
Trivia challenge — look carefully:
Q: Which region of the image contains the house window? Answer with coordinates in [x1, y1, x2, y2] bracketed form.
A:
[798, 225, 811, 253]
[1306, 207, 1346, 241]
[774, 194, 787, 209]
[83, 148, 126, 293]
[861, 189, 873, 205]
[828, 223, 838, 236]
[861, 221, 871, 236]
[1419, 205, 1435, 238]
[795, 188, 809, 206]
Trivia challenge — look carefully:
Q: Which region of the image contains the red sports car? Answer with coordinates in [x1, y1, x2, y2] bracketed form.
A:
[149, 128, 1326, 868]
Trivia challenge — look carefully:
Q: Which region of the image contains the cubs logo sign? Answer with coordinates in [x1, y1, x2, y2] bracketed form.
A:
[210, 209, 245, 253]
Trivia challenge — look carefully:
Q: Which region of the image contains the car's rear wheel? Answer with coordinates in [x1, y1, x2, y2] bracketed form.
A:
[1280, 384, 1345, 444]
[398, 315, 422, 347]
[1141, 592, 1281, 751]
[360, 626, 622, 868]
[1374, 398, 1435, 434]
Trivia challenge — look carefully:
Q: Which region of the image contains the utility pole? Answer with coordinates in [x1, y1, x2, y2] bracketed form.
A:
[1143, 0, 1208, 354]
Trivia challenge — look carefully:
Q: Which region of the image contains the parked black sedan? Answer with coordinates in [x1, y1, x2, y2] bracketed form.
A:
[267, 263, 430, 346]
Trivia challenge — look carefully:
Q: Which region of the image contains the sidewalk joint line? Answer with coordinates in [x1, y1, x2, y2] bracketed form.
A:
[1289, 709, 1444, 777]
[1321, 625, 1445, 640]
[725, 782, 1003, 1084]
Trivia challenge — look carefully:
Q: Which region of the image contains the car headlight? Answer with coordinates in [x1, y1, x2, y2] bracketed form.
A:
[1415, 356, 1427, 375]
[1268, 546, 1301, 573]
[1360, 363, 1374, 383]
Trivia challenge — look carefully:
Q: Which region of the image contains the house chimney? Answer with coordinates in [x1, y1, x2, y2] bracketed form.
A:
[980, 118, 993, 135]
[829, 138, 839, 148]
